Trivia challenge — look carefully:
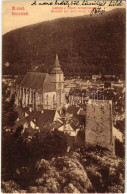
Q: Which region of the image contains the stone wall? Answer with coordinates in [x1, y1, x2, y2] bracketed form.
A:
[85, 100, 114, 152]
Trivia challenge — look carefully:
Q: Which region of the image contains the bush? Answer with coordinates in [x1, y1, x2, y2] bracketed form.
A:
[2, 128, 125, 193]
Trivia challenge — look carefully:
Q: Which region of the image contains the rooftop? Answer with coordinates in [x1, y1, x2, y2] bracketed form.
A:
[36, 109, 56, 128]
[66, 105, 80, 115]
[20, 72, 49, 91]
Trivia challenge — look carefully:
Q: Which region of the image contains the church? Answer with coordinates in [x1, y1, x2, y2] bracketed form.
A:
[15, 54, 65, 110]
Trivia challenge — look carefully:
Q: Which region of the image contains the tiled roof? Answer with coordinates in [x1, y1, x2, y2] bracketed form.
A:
[70, 121, 78, 131]
[20, 72, 49, 91]
[66, 105, 80, 115]
[26, 110, 56, 128]
[36, 110, 56, 128]
[39, 82, 56, 93]
[27, 111, 41, 121]
[13, 117, 28, 132]
[72, 115, 80, 125]
[53, 121, 63, 129]
[17, 117, 29, 124]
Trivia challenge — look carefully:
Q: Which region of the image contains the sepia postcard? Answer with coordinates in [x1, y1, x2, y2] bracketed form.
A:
[1, 0, 126, 193]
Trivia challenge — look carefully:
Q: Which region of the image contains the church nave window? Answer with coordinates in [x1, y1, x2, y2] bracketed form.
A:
[53, 94, 55, 104]
[46, 94, 48, 105]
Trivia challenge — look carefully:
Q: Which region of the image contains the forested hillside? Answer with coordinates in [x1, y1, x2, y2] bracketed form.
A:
[2, 8, 125, 76]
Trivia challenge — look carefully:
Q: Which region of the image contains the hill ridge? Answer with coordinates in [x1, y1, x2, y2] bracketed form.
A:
[2, 8, 125, 76]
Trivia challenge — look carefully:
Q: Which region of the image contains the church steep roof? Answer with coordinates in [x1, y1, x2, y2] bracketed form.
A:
[50, 54, 63, 74]
[39, 82, 56, 93]
[20, 72, 49, 91]
[54, 54, 60, 67]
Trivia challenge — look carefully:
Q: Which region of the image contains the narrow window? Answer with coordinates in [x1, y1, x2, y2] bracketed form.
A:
[46, 94, 48, 105]
[53, 94, 55, 104]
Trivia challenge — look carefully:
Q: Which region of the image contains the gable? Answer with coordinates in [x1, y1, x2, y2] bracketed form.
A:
[65, 124, 74, 131]
[54, 111, 61, 122]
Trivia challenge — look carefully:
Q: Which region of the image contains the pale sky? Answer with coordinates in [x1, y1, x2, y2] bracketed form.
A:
[2, 0, 126, 35]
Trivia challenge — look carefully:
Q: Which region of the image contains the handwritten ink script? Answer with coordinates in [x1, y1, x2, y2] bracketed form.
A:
[90, 7, 105, 15]
[31, 0, 123, 15]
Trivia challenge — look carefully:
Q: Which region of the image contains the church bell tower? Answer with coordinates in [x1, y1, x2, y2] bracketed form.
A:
[50, 54, 65, 104]
[50, 54, 64, 91]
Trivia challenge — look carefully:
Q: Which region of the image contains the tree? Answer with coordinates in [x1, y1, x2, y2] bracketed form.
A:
[31, 130, 68, 159]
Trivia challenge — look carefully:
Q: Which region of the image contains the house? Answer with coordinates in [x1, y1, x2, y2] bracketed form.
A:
[36, 109, 60, 130]
[53, 120, 63, 131]
[15, 106, 28, 120]
[13, 107, 61, 136]
[111, 81, 124, 88]
[64, 122, 79, 136]
[113, 126, 123, 143]
[104, 82, 111, 88]
[92, 74, 102, 81]
[14, 54, 65, 111]
[55, 107, 84, 138]
[25, 109, 61, 130]
[105, 75, 116, 78]
[69, 88, 87, 105]
[66, 105, 80, 116]
[65, 105, 86, 127]
[26, 111, 41, 130]
[80, 80, 91, 88]
[57, 119, 80, 137]
[13, 117, 29, 133]
[54, 114, 83, 151]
